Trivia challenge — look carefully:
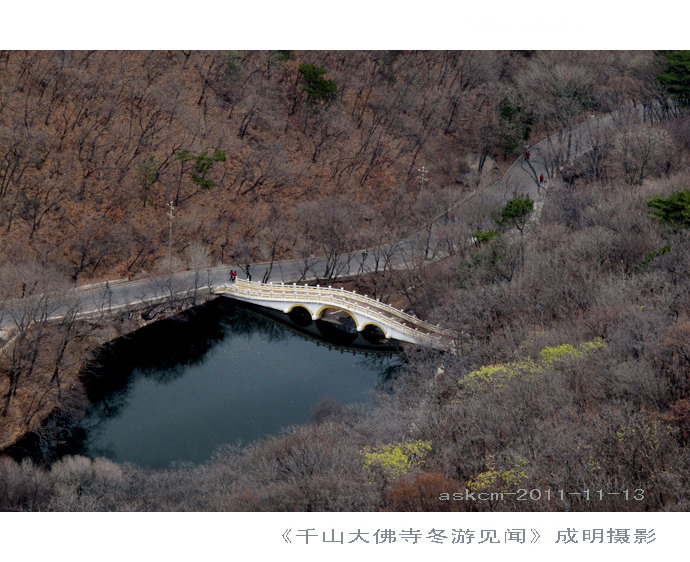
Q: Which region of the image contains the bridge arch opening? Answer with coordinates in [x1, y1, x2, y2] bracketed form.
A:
[286, 305, 313, 326]
[360, 322, 388, 343]
[314, 306, 359, 333]
[315, 320, 359, 345]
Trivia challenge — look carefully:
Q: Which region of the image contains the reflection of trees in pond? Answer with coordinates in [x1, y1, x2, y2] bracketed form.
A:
[314, 319, 359, 346]
[81, 301, 296, 427]
[4, 407, 90, 465]
[80, 300, 235, 419]
[358, 353, 404, 393]
[85, 299, 283, 387]
[223, 306, 289, 344]
[87, 382, 133, 421]
[78, 414, 119, 461]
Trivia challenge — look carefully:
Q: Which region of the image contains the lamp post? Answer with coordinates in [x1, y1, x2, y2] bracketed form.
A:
[167, 201, 174, 269]
[416, 166, 429, 192]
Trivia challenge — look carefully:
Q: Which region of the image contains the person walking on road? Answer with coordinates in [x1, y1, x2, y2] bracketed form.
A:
[525, 151, 531, 160]
[539, 173, 544, 184]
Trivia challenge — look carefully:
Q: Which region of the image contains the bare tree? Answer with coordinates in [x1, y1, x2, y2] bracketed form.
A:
[610, 123, 677, 186]
[0, 264, 70, 417]
[295, 196, 366, 282]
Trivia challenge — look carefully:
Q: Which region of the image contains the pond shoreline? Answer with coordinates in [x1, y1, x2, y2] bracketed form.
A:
[5, 298, 402, 469]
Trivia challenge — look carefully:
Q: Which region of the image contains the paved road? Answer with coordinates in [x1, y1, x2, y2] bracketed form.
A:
[0, 105, 650, 331]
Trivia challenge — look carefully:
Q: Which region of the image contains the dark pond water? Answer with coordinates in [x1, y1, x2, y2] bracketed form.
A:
[31, 299, 401, 468]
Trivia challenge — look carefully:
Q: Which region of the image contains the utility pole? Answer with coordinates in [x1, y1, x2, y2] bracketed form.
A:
[167, 201, 174, 269]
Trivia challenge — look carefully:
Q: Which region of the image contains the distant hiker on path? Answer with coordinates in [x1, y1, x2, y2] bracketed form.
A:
[525, 151, 531, 160]
[539, 173, 544, 184]
[229, 270, 237, 283]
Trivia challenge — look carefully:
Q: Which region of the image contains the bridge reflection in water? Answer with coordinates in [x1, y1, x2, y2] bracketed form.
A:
[242, 301, 403, 355]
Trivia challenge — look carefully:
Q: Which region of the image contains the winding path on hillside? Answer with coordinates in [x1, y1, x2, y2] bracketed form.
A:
[0, 105, 652, 335]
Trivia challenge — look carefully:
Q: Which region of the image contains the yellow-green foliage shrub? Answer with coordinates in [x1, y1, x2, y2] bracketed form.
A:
[461, 337, 608, 392]
[540, 337, 607, 365]
[466, 455, 530, 492]
[539, 343, 580, 365]
[463, 358, 542, 391]
[362, 440, 432, 483]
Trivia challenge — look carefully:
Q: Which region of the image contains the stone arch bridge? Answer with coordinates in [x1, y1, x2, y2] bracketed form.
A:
[214, 280, 455, 350]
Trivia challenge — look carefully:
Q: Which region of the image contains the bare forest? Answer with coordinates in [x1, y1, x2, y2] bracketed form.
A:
[1, 50, 690, 511]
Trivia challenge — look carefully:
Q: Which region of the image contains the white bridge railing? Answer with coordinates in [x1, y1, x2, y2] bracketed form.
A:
[215, 280, 455, 347]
